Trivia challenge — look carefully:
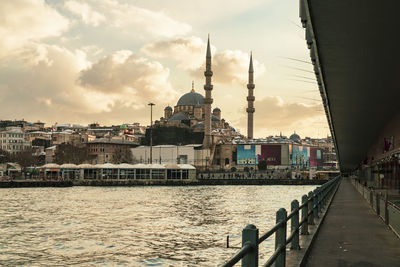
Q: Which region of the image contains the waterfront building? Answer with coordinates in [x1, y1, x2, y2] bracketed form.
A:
[37, 163, 196, 180]
[0, 127, 31, 153]
[87, 138, 139, 164]
[131, 144, 201, 165]
[45, 145, 56, 163]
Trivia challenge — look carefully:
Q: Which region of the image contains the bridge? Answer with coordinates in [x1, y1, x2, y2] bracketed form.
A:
[298, 0, 400, 265]
[221, 0, 400, 265]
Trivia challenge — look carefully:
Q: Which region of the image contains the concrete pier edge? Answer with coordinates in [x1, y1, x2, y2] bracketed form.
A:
[0, 178, 328, 188]
[285, 177, 341, 267]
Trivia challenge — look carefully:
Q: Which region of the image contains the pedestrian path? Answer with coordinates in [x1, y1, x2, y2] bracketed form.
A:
[305, 178, 400, 266]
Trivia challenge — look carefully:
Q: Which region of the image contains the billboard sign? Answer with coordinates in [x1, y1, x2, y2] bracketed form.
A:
[292, 145, 310, 166]
[258, 145, 281, 165]
[237, 145, 259, 165]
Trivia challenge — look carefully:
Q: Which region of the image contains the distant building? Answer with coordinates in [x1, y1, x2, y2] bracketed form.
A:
[0, 127, 31, 153]
[131, 144, 202, 165]
[87, 138, 139, 164]
[45, 145, 57, 163]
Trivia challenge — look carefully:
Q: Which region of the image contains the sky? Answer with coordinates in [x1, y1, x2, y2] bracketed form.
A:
[0, 0, 329, 138]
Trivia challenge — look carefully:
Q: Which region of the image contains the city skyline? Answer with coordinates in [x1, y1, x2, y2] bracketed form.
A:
[0, 0, 329, 138]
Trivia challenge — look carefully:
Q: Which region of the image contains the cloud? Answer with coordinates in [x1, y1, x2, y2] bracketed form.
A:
[0, 31, 177, 126]
[0, 43, 100, 120]
[143, 36, 265, 84]
[63, 0, 191, 38]
[79, 50, 179, 106]
[233, 96, 325, 137]
[0, 0, 69, 59]
[64, 0, 106, 27]
[142, 36, 210, 70]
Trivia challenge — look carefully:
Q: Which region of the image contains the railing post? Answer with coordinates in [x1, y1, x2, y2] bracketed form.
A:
[324, 184, 328, 206]
[384, 192, 389, 225]
[301, 195, 308, 235]
[275, 208, 287, 267]
[317, 187, 322, 213]
[313, 188, 319, 218]
[308, 191, 314, 225]
[376, 192, 380, 216]
[290, 200, 300, 250]
[370, 190, 373, 206]
[242, 224, 258, 267]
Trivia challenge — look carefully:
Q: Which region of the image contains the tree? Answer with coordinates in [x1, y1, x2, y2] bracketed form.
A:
[0, 148, 11, 163]
[12, 149, 39, 170]
[113, 146, 133, 164]
[258, 160, 268, 171]
[54, 143, 88, 164]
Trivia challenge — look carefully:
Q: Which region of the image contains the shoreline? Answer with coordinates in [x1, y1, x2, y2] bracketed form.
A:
[0, 178, 327, 188]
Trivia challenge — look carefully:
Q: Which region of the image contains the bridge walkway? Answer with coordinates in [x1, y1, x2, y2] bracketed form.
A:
[305, 178, 400, 266]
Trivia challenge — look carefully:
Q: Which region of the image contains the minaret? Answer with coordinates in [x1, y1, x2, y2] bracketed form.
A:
[203, 35, 213, 148]
[247, 52, 255, 139]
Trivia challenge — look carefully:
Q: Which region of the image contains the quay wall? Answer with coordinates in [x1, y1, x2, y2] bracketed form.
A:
[0, 178, 327, 188]
[0, 180, 73, 188]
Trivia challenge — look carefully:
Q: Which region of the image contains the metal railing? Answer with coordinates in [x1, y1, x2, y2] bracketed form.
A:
[351, 178, 400, 238]
[222, 176, 341, 267]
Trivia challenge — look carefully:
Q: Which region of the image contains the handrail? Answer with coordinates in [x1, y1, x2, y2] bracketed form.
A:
[258, 221, 284, 244]
[222, 175, 341, 267]
[222, 243, 253, 267]
[262, 244, 285, 267]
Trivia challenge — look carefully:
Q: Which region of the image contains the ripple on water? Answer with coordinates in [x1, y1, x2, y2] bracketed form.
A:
[0, 185, 315, 266]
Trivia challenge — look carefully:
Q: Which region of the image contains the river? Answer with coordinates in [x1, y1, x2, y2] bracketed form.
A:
[0, 185, 316, 266]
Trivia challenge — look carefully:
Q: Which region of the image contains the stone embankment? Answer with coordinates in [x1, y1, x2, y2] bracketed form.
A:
[0, 178, 327, 188]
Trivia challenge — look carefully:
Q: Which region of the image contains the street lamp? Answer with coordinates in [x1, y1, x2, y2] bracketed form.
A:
[148, 103, 155, 164]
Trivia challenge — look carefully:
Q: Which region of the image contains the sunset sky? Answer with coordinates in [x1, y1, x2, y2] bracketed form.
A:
[0, 0, 329, 138]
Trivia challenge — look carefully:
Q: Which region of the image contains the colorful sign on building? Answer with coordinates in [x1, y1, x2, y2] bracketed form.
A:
[291, 145, 310, 166]
[237, 145, 259, 165]
[258, 145, 282, 165]
[309, 147, 323, 167]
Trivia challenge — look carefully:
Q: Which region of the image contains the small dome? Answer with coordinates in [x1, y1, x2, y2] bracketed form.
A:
[213, 107, 221, 112]
[177, 92, 204, 106]
[290, 132, 301, 143]
[212, 115, 220, 121]
[164, 106, 172, 111]
[168, 113, 189, 121]
[192, 122, 204, 129]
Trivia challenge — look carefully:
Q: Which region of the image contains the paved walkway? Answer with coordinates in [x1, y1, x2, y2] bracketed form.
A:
[305, 178, 400, 267]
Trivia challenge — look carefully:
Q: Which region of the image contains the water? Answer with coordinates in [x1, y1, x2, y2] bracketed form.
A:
[0, 185, 315, 266]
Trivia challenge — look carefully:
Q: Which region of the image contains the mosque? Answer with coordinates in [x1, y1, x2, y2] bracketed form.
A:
[157, 82, 231, 133]
[148, 36, 255, 147]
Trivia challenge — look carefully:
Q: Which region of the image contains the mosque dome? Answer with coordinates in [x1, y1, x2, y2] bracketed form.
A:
[164, 106, 172, 111]
[168, 113, 189, 121]
[290, 132, 301, 143]
[177, 92, 204, 106]
[192, 122, 204, 129]
[213, 107, 221, 112]
[212, 115, 220, 122]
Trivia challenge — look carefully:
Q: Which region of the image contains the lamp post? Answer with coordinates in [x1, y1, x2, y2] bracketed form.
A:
[148, 103, 155, 164]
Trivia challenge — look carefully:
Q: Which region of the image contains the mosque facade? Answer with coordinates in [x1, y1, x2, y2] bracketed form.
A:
[157, 84, 230, 133]
[146, 36, 254, 152]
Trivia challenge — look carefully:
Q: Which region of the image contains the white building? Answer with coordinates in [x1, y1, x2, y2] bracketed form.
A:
[131, 145, 206, 165]
[0, 127, 31, 153]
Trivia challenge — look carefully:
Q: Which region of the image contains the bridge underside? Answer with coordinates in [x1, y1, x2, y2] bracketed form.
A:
[303, 1, 400, 171]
